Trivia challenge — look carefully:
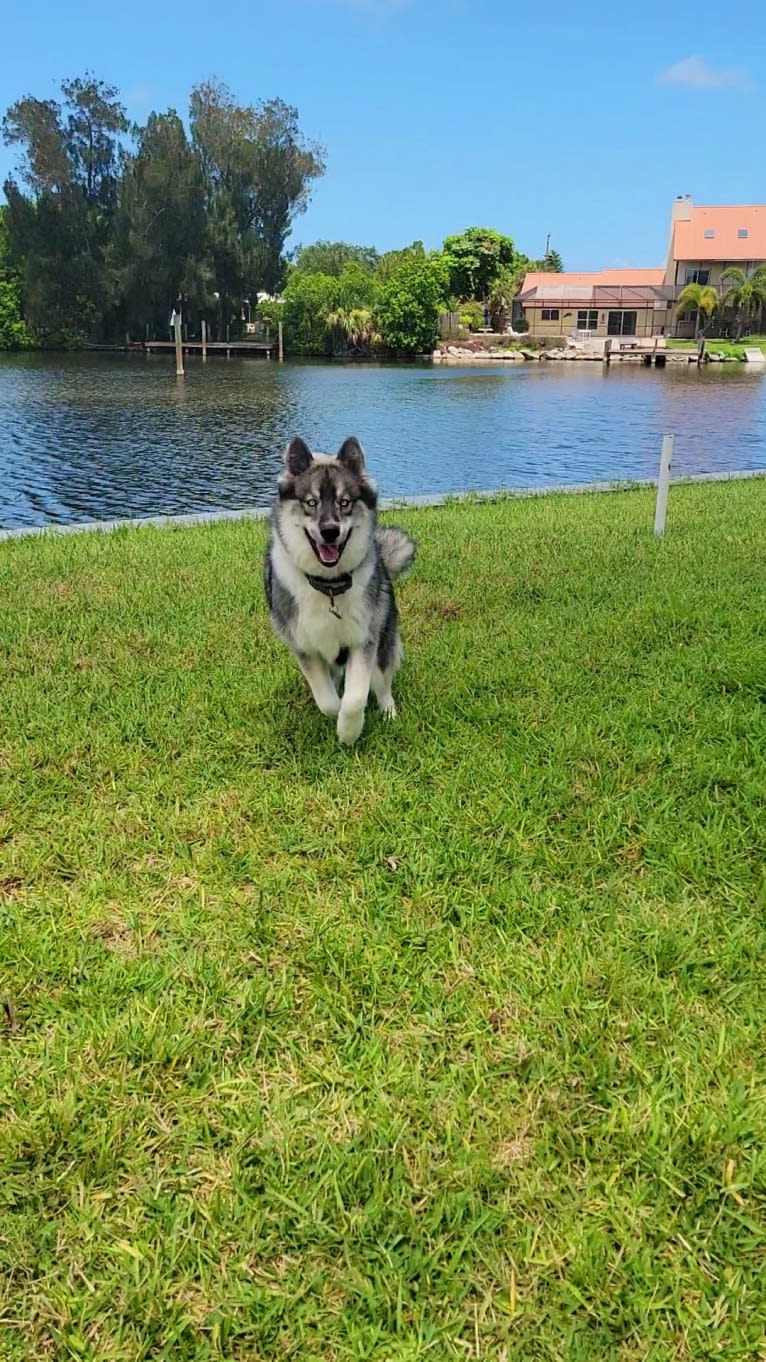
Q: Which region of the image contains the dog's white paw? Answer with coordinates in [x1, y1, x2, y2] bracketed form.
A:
[380, 701, 397, 721]
[316, 695, 341, 717]
[337, 707, 365, 745]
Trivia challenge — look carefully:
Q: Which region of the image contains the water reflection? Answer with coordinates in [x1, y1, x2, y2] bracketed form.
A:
[0, 352, 764, 528]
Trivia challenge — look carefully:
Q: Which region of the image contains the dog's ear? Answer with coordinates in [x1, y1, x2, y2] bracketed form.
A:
[284, 437, 313, 476]
[336, 436, 365, 477]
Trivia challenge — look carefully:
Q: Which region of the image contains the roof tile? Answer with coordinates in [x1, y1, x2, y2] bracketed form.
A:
[673, 205, 766, 261]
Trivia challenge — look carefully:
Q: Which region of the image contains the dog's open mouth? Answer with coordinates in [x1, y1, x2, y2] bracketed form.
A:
[305, 530, 349, 568]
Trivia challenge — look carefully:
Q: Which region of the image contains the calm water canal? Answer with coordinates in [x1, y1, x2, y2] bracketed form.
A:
[1, 352, 765, 529]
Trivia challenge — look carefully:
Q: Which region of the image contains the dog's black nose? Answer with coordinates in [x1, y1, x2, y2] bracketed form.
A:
[320, 524, 340, 543]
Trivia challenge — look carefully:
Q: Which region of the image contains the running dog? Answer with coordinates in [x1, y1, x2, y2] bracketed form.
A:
[264, 435, 416, 744]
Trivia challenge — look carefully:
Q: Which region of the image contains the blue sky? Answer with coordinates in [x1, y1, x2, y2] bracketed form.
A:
[2, 0, 765, 270]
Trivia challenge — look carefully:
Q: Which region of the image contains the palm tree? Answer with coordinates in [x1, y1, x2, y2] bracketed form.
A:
[675, 282, 720, 339]
[325, 306, 352, 355]
[348, 308, 382, 353]
[721, 266, 766, 340]
[487, 264, 520, 333]
[325, 307, 381, 356]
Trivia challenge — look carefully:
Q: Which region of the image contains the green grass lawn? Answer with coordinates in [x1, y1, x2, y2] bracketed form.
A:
[667, 334, 766, 359]
[2, 484, 766, 1361]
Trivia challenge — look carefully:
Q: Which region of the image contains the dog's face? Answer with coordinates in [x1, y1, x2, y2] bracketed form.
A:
[275, 436, 378, 574]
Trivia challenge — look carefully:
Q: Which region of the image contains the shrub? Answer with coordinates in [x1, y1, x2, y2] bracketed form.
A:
[377, 254, 449, 356]
[0, 280, 32, 350]
[457, 299, 485, 332]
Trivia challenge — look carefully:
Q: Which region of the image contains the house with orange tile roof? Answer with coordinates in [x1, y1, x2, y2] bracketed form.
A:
[667, 197, 766, 337]
[518, 198, 766, 340]
[517, 268, 671, 340]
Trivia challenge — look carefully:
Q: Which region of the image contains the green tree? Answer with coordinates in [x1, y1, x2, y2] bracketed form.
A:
[675, 282, 720, 338]
[0, 206, 31, 348]
[2, 74, 128, 344]
[0, 280, 30, 348]
[3, 176, 100, 346]
[2, 74, 325, 346]
[281, 270, 340, 354]
[487, 264, 519, 332]
[721, 266, 766, 340]
[442, 227, 515, 301]
[542, 246, 563, 272]
[510, 252, 533, 283]
[189, 79, 325, 333]
[376, 240, 426, 283]
[279, 257, 381, 356]
[1, 96, 71, 193]
[61, 74, 128, 208]
[292, 240, 378, 276]
[335, 260, 378, 311]
[377, 253, 448, 356]
[112, 110, 210, 338]
[325, 306, 381, 356]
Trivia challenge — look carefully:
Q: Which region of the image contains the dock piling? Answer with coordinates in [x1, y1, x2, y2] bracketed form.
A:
[173, 312, 184, 378]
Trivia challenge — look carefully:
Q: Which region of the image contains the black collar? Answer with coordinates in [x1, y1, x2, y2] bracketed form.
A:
[305, 571, 353, 599]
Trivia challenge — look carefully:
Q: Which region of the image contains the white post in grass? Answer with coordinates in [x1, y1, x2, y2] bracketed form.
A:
[201, 318, 207, 363]
[654, 434, 673, 535]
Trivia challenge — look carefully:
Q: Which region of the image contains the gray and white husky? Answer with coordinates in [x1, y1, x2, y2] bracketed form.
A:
[264, 435, 416, 744]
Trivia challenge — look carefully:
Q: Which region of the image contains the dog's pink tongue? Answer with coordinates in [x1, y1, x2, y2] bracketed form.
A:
[318, 543, 339, 565]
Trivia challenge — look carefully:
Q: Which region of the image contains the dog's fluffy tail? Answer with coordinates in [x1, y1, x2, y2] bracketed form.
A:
[377, 526, 416, 580]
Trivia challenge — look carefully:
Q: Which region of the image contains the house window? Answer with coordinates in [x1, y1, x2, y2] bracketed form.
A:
[703, 229, 715, 239]
[684, 269, 710, 285]
[607, 311, 638, 337]
[577, 309, 599, 331]
[738, 228, 748, 239]
[541, 308, 560, 321]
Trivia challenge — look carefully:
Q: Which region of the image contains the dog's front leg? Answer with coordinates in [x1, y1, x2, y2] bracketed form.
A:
[296, 653, 341, 716]
[337, 647, 374, 745]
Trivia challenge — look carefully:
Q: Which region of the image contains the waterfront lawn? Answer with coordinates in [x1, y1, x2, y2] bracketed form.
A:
[2, 482, 766, 1361]
[668, 333, 766, 359]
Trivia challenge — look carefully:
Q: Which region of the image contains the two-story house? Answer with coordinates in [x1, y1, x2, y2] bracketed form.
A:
[668, 197, 766, 337]
[518, 198, 766, 340]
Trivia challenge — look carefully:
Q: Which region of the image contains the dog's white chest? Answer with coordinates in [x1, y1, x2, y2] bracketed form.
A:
[293, 583, 369, 659]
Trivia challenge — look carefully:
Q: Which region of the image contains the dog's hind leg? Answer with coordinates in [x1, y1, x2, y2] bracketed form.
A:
[372, 664, 397, 720]
[296, 653, 341, 717]
[372, 632, 402, 720]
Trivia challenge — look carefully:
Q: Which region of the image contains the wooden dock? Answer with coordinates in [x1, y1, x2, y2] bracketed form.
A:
[604, 337, 669, 367]
[143, 339, 274, 359]
[602, 337, 711, 368]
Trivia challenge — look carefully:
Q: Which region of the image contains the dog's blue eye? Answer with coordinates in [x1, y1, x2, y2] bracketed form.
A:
[304, 498, 317, 509]
[338, 498, 352, 511]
